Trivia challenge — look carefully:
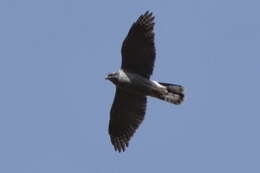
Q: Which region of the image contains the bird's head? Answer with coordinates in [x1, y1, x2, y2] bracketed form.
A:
[105, 72, 119, 84]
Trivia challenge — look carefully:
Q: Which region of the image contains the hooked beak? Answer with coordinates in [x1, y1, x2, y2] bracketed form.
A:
[105, 75, 109, 80]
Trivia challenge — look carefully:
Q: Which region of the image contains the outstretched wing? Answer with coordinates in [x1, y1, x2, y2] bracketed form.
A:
[109, 88, 147, 152]
[121, 11, 155, 79]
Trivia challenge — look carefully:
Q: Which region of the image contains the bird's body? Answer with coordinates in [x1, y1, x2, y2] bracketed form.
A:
[106, 11, 185, 152]
[109, 69, 183, 104]
[113, 69, 159, 96]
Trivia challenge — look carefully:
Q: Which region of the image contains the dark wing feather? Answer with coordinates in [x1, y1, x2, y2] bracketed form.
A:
[121, 11, 155, 79]
[109, 88, 147, 152]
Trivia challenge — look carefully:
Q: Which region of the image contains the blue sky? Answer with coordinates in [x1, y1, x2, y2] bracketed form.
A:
[0, 0, 259, 172]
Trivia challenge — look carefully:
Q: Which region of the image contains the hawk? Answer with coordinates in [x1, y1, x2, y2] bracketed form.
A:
[106, 11, 184, 152]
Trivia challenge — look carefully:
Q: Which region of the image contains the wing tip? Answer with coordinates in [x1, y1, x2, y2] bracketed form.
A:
[141, 11, 155, 21]
[144, 10, 153, 16]
[111, 136, 129, 153]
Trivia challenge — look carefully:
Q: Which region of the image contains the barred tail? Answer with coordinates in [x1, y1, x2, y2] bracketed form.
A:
[159, 82, 184, 105]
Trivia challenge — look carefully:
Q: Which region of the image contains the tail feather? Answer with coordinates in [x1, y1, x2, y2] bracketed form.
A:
[159, 82, 184, 105]
[159, 82, 184, 93]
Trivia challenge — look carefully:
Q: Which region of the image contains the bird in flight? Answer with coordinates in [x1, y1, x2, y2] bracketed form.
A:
[105, 11, 184, 152]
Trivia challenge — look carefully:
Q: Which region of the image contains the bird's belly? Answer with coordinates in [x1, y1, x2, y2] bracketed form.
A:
[117, 77, 153, 96]
[117, 78, 166, 97]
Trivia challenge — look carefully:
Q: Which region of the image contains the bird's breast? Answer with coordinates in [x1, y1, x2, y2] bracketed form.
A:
[117, 72, 154, 96]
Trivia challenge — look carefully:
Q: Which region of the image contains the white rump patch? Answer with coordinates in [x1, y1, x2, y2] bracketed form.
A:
[152, 80, 166, 89]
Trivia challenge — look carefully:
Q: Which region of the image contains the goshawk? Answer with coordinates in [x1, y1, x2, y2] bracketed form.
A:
[106, 11, 184, 152]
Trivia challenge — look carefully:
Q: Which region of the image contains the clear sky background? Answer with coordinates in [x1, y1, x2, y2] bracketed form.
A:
[0, 0, 259, 172]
